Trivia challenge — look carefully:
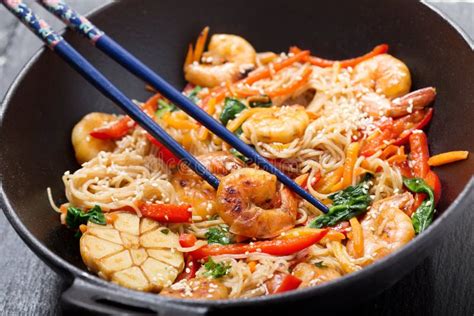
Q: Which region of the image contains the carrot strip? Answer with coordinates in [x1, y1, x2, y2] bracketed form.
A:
[317, 166, 344, 193]
[294, 173, 309, 187]
[193, 26, 209, 62]
[248, 261, 257, 273]
[428, 151, 469, 167]
[266, 67, 312, 97]
[341, 142, 360, 189]
[349, 217, 364, 258]
[292, 44, 388, 68]
[243, 50, 310, 85]
[184, 43, 194, 68]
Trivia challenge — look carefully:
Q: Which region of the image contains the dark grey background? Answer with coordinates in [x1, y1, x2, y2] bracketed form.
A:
[0, 1, 472, 315]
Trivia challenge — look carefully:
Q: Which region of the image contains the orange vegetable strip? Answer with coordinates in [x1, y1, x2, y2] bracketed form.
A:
[248, 261, 257, 273]
[292, 44, 389, 68]
[184, 43, 194, 68]
[428, 151, 469, 167]
[341, 142, 360, 189]
[193, 26, 209, 62]
[317, 167, 344, 193]
[349, 217, 364, 258]
[139, 203, 192, 223]
[266, 67, 312, 97]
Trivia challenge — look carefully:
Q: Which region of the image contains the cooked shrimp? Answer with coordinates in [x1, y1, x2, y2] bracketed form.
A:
[161, 278, 229, 299]
[360, 87, 436, 118]
[71, 112, 116, 164]
[346, 193, 415, 264]
[216, 168, 298, 238]
[172, 152, 244, 218]
[353, 54, 411, 99]
[184, 33, 257, 88]
[292, 262, 341, 288]
[242, 106, 310, 144]
[80, 212, 184, 292]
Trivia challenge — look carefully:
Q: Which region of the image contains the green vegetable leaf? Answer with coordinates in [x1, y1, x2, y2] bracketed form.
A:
[219, 97, 247, 126]
[314, 261, 326, 268]
[403, 177, 435, 234]
[230, 148, 250, 164]
[203, 257, 231, 278]
[248, 95, 272, 108]
[309, 173, 374, 228]
[66, 205, 106, 230]
[205, 225, 232, 245]
[187, 85, 203, 104]
[156, 99, 177, 118]
[161, 228, 170, 235]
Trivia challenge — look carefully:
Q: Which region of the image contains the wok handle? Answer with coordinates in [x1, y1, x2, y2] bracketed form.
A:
[61, 278, 209, 315]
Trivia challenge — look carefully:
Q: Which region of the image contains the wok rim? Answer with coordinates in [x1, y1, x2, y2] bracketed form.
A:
[0, 0, 473, 310]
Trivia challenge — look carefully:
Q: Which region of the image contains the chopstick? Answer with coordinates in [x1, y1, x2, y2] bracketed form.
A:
[2, 0, 220, 189]
[37, 0, 329, 213]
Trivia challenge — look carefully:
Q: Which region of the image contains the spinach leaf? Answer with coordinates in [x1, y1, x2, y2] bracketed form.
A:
[248, 95, 272, 108]
[187, 85, 202, 104]
[156, 99, 177, 118]
[205, 225, 232, 245]
[403, 177, 435, 234]
[66, 205, 106, 230]
[219, 97, 247, 126]
[203, 258, 231, 278]
[314, 261, 327, 268]
[309, 173, 373, 228]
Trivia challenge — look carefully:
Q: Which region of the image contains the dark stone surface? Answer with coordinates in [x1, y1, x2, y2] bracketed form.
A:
[0, 1, 472, 315]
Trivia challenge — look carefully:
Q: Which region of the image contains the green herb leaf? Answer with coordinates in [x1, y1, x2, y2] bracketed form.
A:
[203, 257, 231, 278]
[66, 205, 106, 230]
[403, 177, 435, 234]
[156, 99, 177, 118]
[248, 95, 272, 108]
[219, 97, 247, 126]
[314, 261, 326, 268]
[187, 85, 202, 104]
[309, 173, 374, 228]
[229, 148, 250, 164]
[161, 229, 170, 235]
[205, 226, 232, 245]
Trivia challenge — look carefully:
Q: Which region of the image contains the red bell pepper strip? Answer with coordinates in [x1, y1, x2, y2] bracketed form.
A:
[409, 131, 430, 178]
[145, 134, 180, 166]
[90, 93, 161, 140]
[266, 273, 302, 294]
[175, 255, 200, 281]
[361, 108, 433, 157]
[179, 233, 198, 248]
[425, 169, 441, 205]
[290, 44, 388, 68]
[190, 230, 328, 260]
[138, 202, 192, 223]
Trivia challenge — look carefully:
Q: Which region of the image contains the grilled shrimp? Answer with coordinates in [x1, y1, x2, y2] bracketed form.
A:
[346, 193, 415, 264]
[353, 54, 412, 99]
[161, 278, 229, 300]
[360, 87, 436, 118]
[185, 33, 257, 88]
[80, 212, 184, 292]
[172, 152, 244, 218]
[71, 112, 116, 164]
[292, 262, 342, 288]
[216, 168, 298, 239]
[242, 106, 310, 144]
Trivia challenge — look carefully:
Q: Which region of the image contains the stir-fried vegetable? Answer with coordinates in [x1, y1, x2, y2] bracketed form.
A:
[229, 148, 250, 164]
[309, 174, 373, 228]
[248, 95, 272, 108]
[138, 202, 192, 223]
[205, 225, 233, 245]
[66, 205, 106, 229]
[219, 97, 247, 126]
[203, 257, 231, 278]
[187, 85, 203, 104]
[155, 99, 178, 118]
[403, 177, 435, 234]
[266, 273, 302, 294]
[190, 230, 328, 260]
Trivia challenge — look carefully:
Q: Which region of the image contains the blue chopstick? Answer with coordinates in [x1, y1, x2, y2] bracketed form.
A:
[38, 0, 329, 213]
[2, 0, 220, 189]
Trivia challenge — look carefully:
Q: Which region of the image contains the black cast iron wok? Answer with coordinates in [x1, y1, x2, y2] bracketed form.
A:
[0, 0, 473, 314]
